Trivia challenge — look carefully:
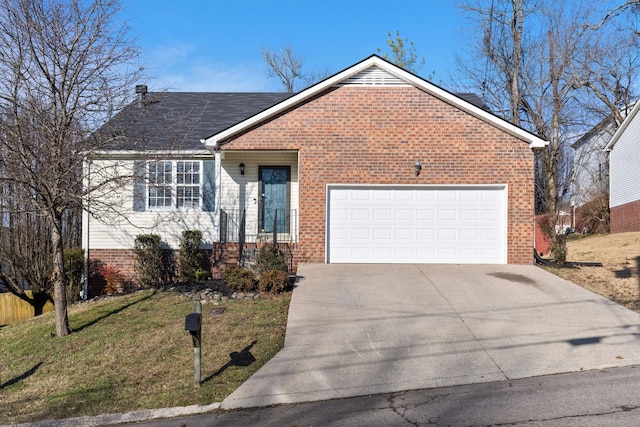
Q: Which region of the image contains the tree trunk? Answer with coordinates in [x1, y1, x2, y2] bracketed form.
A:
[32, 291, 52, 317]
[51, 212, 70, 336]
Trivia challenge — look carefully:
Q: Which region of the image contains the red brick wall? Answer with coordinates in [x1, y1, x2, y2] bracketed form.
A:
[90, 249, 137, 278]
[221, 86, 535, 264]
[92, 243, 299, 283]
[611, 199, 640, 233]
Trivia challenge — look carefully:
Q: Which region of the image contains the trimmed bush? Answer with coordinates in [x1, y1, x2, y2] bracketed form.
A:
[134, 234, 164, 287]
[224, 265, 256, 293]
[254, 246, 287, 276]
[258, 269, 289, 294]
[179, 230, 204, 283]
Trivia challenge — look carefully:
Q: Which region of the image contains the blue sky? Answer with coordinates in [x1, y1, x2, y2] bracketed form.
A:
[123, 1, 466, 92]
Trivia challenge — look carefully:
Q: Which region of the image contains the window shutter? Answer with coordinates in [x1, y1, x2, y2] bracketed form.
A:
[133, 160, 146, 212]
[202, 160, 215, 212]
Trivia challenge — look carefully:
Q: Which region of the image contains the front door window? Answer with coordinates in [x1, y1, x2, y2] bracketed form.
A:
[259, 166, 290, 233]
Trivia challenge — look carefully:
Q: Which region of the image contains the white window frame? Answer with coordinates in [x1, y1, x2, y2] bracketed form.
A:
[148, 160, 202, 211]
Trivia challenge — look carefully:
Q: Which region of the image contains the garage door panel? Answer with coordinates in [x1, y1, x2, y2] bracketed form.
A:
[438, 229, 457, 240]
[460, 191, 479, 201]
[373, 209, 392, 220]
[438, 209, 457, 221]
[328, 186, 506, 264]
[417, 228, 435, 240]
[395, 229, 413, 239]
[460, 229, 479, 240]
[395, 209, 414, 220]
[352, 228, 370, 239]
[460, 209, 479, 221]
[417, 209, 435, 220]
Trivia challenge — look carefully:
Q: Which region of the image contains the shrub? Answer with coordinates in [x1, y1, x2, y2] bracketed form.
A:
[64, 247, 84, 304]
[254, 246, 288, 276]
[224, 265, 256, 293]
[258, 269, 289, 294]
[179, 230, 204, 283]
[100, 265, 126, 295]
[89, 263, 126, 296]
[194, 268, 210, 281]
[134, 234, 164, 287]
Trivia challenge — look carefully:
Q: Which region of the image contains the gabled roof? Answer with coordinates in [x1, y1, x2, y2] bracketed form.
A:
[98, 92, 293, 151]
[204, 54, 548, 150]
[604, 100, 640, 152]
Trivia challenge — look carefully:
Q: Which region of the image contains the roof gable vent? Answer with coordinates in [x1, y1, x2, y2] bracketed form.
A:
[340, 66, 410, 87]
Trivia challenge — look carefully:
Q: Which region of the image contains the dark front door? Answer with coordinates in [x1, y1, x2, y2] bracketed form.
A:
[259, 166, 290, 233]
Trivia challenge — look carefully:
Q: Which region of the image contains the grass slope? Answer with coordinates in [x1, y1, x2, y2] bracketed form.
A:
[0, 289, 290, 424]
[547, 231, 640, 312]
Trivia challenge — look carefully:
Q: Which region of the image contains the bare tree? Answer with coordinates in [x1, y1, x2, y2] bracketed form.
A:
[262, 45, 305, 93]
[456, 0, 638, 262]
[585, 0, 640, 32]
[0, 0, 142, 336]
[262, 45, 332, 92]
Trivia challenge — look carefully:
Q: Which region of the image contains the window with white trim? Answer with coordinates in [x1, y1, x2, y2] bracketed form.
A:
[148, 160, 201, 210]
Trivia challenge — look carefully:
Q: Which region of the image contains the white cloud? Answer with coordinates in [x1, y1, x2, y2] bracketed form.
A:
[141, 42, 277, 92]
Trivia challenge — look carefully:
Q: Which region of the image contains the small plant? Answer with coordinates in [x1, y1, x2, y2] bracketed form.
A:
[194, 268, 211, 281]
[88, 263, 126, 296]
[134, 234, 164, 287]
[258, 269, 289, 294]
[255, 246, 288, 276]
[179, 230, 204, 283]
[551, 235, 567, 264]
[224, 265, 256, 293]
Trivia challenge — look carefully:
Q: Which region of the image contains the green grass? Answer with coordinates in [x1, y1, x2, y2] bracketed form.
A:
[0, 289, 291, 424]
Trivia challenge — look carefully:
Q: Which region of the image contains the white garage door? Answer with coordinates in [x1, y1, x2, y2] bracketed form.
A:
[327, 186, 507, 264]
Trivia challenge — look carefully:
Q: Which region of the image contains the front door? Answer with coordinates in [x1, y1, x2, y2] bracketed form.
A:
[259, 166, 290, 233]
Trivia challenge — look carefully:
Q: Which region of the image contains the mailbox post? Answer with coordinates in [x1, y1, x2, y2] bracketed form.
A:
[184, 299, 202, 387]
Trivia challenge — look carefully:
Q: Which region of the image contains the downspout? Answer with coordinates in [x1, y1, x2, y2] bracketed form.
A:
[82, 158, 91, 300]
[214, 150, 222, 241]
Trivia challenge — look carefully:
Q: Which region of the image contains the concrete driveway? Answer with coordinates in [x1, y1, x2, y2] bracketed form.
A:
[222, 264, 640, 409]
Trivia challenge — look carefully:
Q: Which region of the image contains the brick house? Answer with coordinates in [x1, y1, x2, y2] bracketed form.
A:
[604, 100, 640, 233]
[84, 55, 548, 279]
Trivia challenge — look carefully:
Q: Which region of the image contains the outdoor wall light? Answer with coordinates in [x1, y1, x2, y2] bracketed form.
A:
[414, 161, 422, 176]
[239, 162, 245, 175]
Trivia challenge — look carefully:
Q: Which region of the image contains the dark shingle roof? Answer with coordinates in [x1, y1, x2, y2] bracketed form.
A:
[100, 90, 489, 151]
[100, 92, 294, 151]
[455, 93, 490, 111]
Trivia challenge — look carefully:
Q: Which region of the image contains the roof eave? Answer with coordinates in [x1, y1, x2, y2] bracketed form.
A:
[204, 55, 549, 150]
[604, 100, 640, 152]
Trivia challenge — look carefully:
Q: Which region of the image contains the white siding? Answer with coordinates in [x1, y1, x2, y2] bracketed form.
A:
[86, 158, 218, 250]
[220, 152, 298, 240]
[610, 113, 640, 207]
[572, 129, 611, 208]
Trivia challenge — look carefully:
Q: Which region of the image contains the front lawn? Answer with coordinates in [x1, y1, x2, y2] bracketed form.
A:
[0, 288, 290, 424]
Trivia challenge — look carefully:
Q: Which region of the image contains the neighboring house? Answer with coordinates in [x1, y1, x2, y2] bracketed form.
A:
[571, 117, 614, 233]
[571, 104, 634, 233]
[84, 55, 548, 279]
[604, 100, 640, 233]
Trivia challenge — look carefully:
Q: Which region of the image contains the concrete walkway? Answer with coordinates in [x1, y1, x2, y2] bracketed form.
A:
[222, 264, 640, 409]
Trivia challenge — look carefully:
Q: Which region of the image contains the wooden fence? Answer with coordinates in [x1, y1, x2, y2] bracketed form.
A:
[0, 291, 55, 325]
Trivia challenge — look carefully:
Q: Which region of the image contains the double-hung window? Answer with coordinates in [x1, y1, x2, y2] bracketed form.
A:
[176, 161, 200, 209]
[133, 159, 214, 212]
[148, 160, 201, 210]
[148, 161, 173, 209]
